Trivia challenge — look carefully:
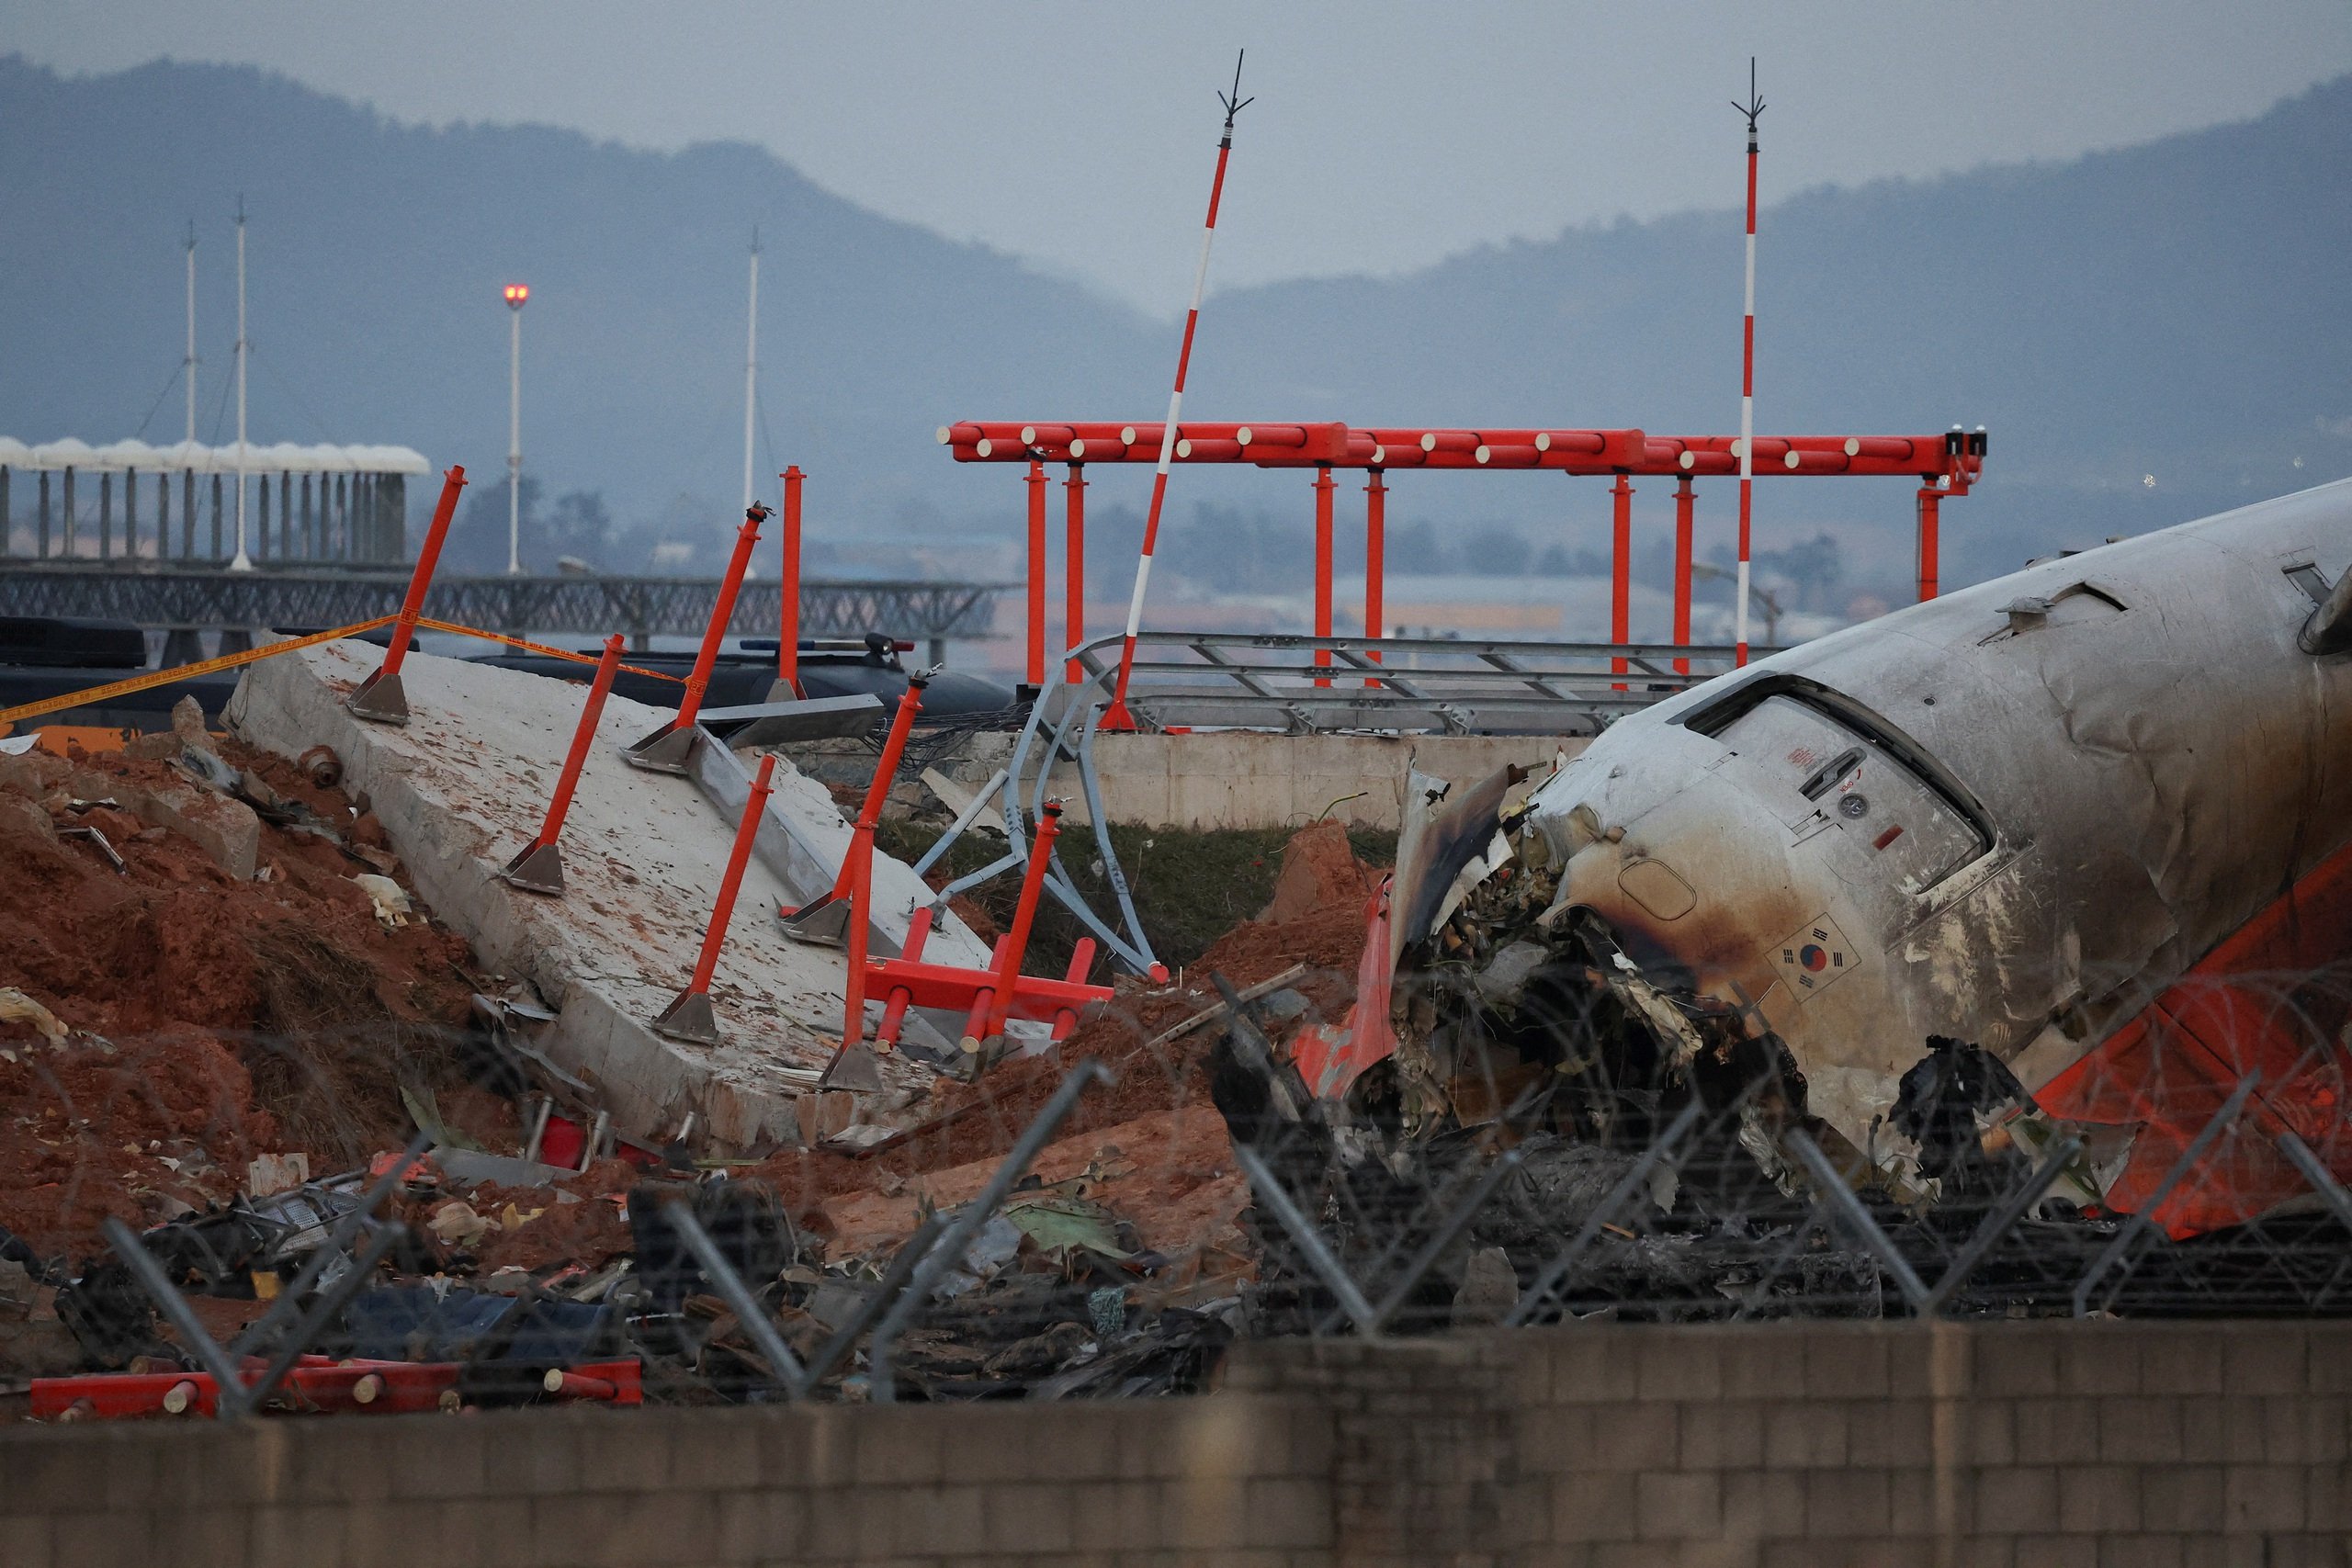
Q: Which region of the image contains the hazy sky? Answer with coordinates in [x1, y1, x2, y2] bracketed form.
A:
[11, 1, 2352, 312]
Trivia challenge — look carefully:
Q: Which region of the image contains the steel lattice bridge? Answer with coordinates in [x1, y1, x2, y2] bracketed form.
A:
[0, 563, 1004, 650]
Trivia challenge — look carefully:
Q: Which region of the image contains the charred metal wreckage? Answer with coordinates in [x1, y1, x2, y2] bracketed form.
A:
[1234, 479, 2352, 1322]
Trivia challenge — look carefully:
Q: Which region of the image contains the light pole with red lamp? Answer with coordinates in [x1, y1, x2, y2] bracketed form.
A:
[503, 283, 529, 575]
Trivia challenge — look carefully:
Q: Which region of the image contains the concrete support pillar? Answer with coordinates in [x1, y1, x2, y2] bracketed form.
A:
[126, 470, 139, 558]
[210, 473, 223, 559]
[0, 466, 10, 557]
[301, 474, 314, 558]
[381, 473, 405, 559]
[39, 471, 51, 558]
[63, 468, 76, 556]
[278, 471, 291, 559]
[182, 470, 196, 558]
[257, 469, 270, 560]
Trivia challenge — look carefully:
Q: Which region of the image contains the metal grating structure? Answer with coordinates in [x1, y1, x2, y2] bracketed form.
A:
[0, 564, 1004, 647]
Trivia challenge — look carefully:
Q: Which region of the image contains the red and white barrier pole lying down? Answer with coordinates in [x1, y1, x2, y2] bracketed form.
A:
[348, 465, 467, 723]
[651, 751, 777, 1045]
[1733, 62, 1766, 668]
[626, 502, 767, 772]
[498, 633, 626, 895]
[1103, 53, 1252, 729]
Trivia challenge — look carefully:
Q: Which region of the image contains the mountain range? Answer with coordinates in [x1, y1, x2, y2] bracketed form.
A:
[2, 55, 2346, 595]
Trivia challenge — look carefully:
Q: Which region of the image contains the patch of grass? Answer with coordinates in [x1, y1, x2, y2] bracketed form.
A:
[873, 817, 1395, 977]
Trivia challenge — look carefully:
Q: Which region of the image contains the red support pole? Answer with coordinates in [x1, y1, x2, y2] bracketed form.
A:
[347, 465, 466, 722]
[629, 502, 765, 770]
[689, 752, 775, 995]
[1611, 472, 1634, 686]
[961, 936, 1011, 1048]
[1313, 464, 1334, 685]
[498, 633, 625, 894]
[1673, 476, 1695, 677]
[1064, 464, 1087, 685]
[981, 801, 1063, 1043]
[1363, 468, 1386, 687]
[1052, 937, 1098, 1041]
[542, 635, 623, 843]
[1025, 458, 1046, 689]
[651, 752, 776, 1043]
[875, 906, 933, 1049]
[838, 679, 924, 897]
[777, 468, 803, 696]
[841, 808, 874, 1055]
[1917, 486, 1942, 602]
[780, 674, 928, 942]
[678, 505, 766, 732]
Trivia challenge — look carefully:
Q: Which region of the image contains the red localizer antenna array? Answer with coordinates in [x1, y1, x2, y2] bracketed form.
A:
[1103, 51, 1252, 728]
[1733, 62, 1766, 668]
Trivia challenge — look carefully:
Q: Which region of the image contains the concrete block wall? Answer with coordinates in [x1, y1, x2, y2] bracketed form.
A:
[1224, 1318, 2352, 1566]
[873, 728, 1575, 832]
[0, 1393, 1331, 1568]
[8, 1320, 2350, 1566]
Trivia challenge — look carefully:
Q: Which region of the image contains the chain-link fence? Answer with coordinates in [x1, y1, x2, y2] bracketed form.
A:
[5, 730, 2349, 1421]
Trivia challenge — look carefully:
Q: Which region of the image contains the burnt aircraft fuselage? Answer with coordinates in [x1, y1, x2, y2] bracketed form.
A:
[1517, 479, 2352, 1208]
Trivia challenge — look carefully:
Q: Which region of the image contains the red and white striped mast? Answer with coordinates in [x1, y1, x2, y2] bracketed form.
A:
[1103, 52, 1252, 728]
[1732, 61, 1766, 666]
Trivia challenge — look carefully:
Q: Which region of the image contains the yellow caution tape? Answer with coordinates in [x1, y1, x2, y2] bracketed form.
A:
[0, 616, 397, 731]
[0, 615, 691, 735]
[410, 619, 683, 683]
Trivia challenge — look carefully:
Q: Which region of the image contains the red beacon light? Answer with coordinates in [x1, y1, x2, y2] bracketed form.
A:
[503, 283, 530, 308]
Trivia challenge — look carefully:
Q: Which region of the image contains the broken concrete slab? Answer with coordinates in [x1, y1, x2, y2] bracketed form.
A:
[0, 794, 56, 842]
[122, 778, 261, 880]
[226, 637, 989, 1155]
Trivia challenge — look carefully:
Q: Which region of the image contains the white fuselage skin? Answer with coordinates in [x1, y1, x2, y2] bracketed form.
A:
[1521, 479, 2352, 1165]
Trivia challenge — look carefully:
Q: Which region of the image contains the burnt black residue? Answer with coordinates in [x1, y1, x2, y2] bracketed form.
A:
[1891, 1033, 2027, 1194]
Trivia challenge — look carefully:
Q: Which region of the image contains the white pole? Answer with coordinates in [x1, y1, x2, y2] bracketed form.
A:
[230, 198, 252, 571]
[508, 303, 523, 574]
[741, 230, 760, 514]
[1732, 63, 1765, 666]
[1105, 54, 1251, 719]
[184, 222, 197, 446]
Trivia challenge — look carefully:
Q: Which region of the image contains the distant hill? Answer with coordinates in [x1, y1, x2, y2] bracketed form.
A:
[0, 55, 1162, 572]
[1204, 73, 2352, 586]
[1, 57, 2346, 592]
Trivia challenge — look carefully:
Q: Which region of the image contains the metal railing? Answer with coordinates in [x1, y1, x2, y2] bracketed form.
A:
[0, 562, 1005, 647]
[1063, 629, 1770, 734]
